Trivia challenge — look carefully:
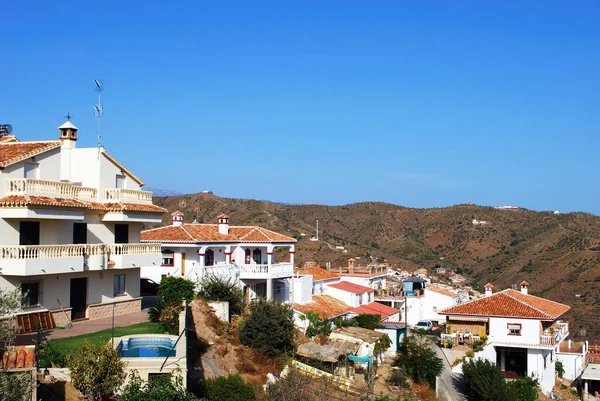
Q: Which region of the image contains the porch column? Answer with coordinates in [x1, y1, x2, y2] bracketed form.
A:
[266, 244, 274, 266]
[289, 245, 295, 266]
[266, 279, 273, 301]
[198, 246, 208, 268]
[224, 246, 232, 264]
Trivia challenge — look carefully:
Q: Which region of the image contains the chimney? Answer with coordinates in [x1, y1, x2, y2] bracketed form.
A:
[217, 213, 230, 235]
[520, 281, 529, 295]
[172, 211, 184, 227]
[484, 283, 494, 297]
[58, 118, 78, 182]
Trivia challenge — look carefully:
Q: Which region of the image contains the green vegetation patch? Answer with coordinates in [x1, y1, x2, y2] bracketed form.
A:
[39, 322, 163, 367]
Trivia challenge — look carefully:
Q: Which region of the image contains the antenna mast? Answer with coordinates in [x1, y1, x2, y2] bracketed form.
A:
[94, 79, 103, 156]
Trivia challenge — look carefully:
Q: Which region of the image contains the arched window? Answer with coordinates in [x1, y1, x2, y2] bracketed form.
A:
[205, 249, 214, 266]
[161, 249, 174, 266]
[245, 249, 251, 264]
[253, 249, 262, 264]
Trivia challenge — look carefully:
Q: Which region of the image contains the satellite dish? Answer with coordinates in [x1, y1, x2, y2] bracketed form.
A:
[0, 124, 13, 134]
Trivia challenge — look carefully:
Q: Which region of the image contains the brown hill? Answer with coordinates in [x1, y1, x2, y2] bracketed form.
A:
[152, 193, 600, 341]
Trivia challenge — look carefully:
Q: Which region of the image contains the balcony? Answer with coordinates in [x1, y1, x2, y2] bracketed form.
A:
[204, 263, 294, 279]
[6, 179, 98, 201]
[104, 189, 153, 204]
[0, 243, 161, 276]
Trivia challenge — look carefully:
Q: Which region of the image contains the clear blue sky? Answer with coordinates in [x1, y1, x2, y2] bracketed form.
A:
[1, 1, 599, 214]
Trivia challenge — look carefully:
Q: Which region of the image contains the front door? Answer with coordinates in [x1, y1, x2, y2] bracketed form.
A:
[70, 278, 88, 320]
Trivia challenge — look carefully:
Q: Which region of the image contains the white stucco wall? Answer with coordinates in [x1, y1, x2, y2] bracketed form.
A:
[292, 275, 313, 304]
[489, 317, 541, 344]
[556, 351, 586, 381]
[0, 267, 140, 311]
[421, 290, 458, 323]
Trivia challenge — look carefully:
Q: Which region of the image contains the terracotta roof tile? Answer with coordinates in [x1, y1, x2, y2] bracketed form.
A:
[0, 135, 18, 143]
[294, 295, 352, 319]
[0, 141, 61, 167]
[0, 195, 166, 214]
[440, 289, 570, 320]
[427, 285, 458, 298]
[294, 267, 340, 281]
[350, 302, 399, 319]
[141, 223, 296, 243]
[1, 346, 35, 369]
[328, 281, 374, 294]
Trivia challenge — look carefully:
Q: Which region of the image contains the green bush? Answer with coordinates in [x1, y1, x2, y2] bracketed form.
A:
[386, 368, 408, 387]
[239, 299, 294, 357]
[158, 276, 195, 306]
[203, 374, 256, 401]
[199, 274, 244, 315]
[352, 313, 382, 330]
[302, 311, 332, 337]
[556, 360, 565, 379]
[148, 300, 165, 323]
[120, 370, 199, 401]
[67, 340, 125, 400]
[462, 359, 539, 401]
[159, 303, 181, 335]
[394, 333, 443, 388]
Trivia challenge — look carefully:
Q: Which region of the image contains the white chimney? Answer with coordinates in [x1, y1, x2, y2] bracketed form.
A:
[484, 283, 494, 297]
[58, 119, 78, 182]
[520, 281, 529, 295]
[172, 211, 184, 227]
[217, 213, 230, 235]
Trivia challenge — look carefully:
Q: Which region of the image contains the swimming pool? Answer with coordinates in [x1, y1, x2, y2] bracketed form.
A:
[118, 337, 176, 358]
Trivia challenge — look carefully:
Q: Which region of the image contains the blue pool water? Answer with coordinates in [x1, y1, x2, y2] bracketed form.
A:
[118, 337, 176, 358]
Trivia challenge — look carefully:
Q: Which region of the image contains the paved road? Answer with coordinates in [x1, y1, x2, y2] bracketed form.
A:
[431, 342, 467, 401]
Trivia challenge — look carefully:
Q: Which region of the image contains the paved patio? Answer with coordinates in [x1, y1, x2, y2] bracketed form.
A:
[15, 310, 149, 345]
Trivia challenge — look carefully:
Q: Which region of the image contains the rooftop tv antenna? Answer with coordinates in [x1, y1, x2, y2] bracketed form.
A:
[93, 79, 103, 155]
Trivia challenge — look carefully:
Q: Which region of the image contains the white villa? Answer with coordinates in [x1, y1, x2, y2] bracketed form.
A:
[0, 121, 165, 331]
[440, 281, 573, 395]
[140, 211, 296, 303]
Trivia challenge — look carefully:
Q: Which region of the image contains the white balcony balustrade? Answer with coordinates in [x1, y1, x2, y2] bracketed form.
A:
[6, 179, 98, 201]
[0, 243, 161, 276]
[202, 263, 294, 279]
[104, 189, 153, 204]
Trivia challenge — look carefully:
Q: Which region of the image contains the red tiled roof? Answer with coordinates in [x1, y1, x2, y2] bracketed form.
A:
[294, 267, 340, 281]
[217, 213, 230, 219]
[440, 289, 570, 320]
[350, 302, 399, 319]
[427, 285, 458, 298]
[0, 140, 61, 167]
[0, 195, 167, 214]
[327, 281, 374, 294]
[0, 135, 18, 143]
[294, 295, 351, 319]
[1, 346, 35, 370]
[141, 224, 296, 243]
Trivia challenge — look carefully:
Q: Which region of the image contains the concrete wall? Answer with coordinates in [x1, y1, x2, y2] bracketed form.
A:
[527, 348, 555, 395]
[208, 301, 229, 323]
[421, 290, 458, 323]
[556, 350, 586, 381]
[341, 275, 386, 290]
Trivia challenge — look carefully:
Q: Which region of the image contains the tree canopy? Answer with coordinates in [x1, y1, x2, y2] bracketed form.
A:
[239, 299, 295, 357]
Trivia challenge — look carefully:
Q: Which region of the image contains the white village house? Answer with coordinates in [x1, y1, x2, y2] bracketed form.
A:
[0, 121, 166, 331]
[440, 281, 576, 395]
[140, 211, 296, 303]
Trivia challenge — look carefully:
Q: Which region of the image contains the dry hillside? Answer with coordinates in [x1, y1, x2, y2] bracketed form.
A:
[152, 193, 600, 341]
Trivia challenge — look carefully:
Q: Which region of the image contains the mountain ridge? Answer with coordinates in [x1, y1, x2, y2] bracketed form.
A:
[151, 193, 600, 341]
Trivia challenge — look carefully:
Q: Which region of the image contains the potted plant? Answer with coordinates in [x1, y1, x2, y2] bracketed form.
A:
[447, 339, 455, 349]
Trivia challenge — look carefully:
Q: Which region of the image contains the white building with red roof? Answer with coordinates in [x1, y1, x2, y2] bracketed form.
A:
[324, 281, 375, 307]
[439, 281, 573, 395]
[0, 120, 166, 330]
[140, 211, 296, 303]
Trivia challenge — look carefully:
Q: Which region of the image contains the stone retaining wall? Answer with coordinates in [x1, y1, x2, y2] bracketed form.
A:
[87, 298, 142, 320]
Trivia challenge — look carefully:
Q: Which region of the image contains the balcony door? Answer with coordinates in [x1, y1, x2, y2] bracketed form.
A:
[73, 223, 87, 244]
[70, 277, 88, 320]
[115, 224, 129, 244]
[19, 221, 40, 245]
